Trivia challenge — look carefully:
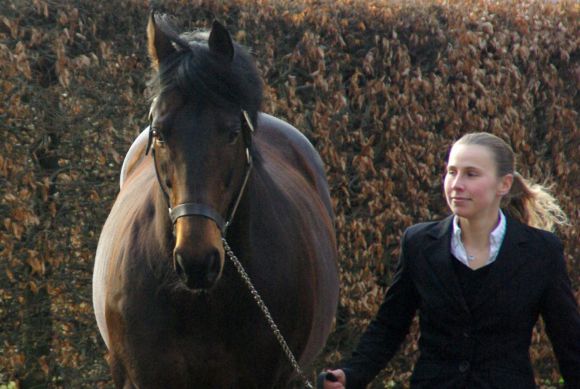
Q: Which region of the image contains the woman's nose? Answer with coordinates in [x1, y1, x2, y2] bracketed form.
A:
[451, 174, 464, 189]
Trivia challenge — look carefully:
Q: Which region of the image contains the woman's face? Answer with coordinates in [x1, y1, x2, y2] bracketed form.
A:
[444, 144, 512, 221]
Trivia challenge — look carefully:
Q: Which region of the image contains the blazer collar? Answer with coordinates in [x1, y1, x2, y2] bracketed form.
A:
[424, 214, 531, 313]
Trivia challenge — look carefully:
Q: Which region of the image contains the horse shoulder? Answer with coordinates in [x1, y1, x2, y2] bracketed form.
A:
[252, 114, 339, 367]
[94, 156, 156, 350]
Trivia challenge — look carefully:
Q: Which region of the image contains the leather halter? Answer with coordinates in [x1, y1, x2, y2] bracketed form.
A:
[145, 110, 255, 235]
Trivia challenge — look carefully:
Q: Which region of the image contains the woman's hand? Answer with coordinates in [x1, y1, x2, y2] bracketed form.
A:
[318, 369, 346, 389]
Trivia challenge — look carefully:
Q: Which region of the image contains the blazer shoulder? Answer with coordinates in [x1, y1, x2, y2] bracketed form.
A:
[404, 217, 451, 243]
[515, 220, 563, 253]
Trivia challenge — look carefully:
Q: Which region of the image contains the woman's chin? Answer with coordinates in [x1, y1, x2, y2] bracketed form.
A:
[450, 207, 472, 219]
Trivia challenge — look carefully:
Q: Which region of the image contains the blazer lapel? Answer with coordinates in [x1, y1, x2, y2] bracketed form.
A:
[471, 215, 530, 311]
[423, 216, 470, 314]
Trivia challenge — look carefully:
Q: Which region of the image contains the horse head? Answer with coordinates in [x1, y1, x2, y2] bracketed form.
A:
[146, 13, 262, 290]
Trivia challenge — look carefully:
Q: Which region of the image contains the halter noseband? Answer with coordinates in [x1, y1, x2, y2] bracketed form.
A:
[145, 110, 255, 235]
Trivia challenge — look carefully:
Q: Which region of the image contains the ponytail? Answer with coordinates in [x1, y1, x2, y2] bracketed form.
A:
[454, 132, 568, 232]
[502, 173, 568, 232]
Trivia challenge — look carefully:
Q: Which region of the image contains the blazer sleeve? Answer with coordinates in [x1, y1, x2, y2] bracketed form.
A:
[340, 228, 421, 389]
[539, 235, 580, 388]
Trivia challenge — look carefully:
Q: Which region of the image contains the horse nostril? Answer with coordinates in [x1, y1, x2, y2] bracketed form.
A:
[174, 252, 186, 278]
[173, 249, 222, 289]
[205, 250, 222, 285]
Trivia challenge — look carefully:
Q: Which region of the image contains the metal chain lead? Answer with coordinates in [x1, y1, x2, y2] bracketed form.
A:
[222, 237, 314, 389]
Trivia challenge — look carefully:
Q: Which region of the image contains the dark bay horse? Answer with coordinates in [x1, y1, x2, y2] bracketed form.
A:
[92, 13, 339, 388]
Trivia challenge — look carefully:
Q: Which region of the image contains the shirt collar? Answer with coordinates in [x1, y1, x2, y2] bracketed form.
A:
[490, 210, 506, 249]
[451, 210, 506, 266]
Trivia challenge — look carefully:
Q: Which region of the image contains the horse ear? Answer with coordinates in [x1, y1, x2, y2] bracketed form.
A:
[147, 12, 177, 69]
[208, 20, 234, 63]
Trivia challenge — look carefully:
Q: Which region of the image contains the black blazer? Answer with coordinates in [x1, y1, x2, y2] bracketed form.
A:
[342, 215, 580, 389]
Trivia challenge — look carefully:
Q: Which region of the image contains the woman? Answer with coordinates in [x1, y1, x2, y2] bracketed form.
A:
[321, 132, 580, 388]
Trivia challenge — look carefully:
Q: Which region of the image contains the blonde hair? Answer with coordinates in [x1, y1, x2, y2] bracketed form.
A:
[453, 132, 568, 231]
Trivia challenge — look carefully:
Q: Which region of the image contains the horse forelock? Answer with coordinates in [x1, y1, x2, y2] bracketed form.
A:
[148, 31, 262, 126]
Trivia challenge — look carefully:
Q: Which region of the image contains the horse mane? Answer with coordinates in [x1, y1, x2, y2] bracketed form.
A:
[148, 16, 263, 127]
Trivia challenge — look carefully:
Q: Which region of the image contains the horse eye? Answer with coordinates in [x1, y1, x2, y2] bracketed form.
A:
[152, 128, 166, 145]
[228, 127, 241, 144]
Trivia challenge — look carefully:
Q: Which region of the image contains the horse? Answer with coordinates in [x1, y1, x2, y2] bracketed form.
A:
[92, 13, 339, 388]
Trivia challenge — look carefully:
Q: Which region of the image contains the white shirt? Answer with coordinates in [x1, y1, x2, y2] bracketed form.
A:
[451, 210, 506, 268]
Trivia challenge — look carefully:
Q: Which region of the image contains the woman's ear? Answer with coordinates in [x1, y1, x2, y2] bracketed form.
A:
[498, 174, 514, 196]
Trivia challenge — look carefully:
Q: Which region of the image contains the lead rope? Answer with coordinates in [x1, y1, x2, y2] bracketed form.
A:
[222, 237, 314, 389]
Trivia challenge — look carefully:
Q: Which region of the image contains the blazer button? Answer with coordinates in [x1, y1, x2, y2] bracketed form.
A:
[462, 331, 470, 338]
[459, 361, 470, 373]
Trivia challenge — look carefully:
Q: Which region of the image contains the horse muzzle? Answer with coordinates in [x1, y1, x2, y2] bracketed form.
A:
[173, 218, 225, 290]
[173, 248, 223, 290]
